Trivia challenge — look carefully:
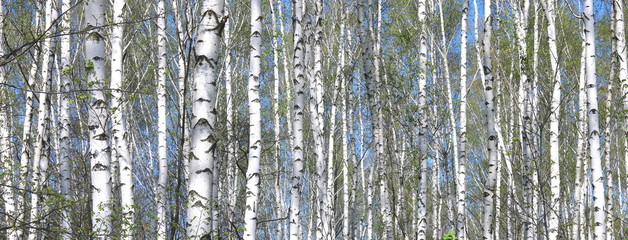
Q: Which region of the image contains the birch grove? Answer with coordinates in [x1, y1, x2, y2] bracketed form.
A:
[0, 0, 626, 239]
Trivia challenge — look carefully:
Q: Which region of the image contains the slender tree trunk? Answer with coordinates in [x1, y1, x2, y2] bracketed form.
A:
[574, 46, 588, 238]
[338, 8, 349, 240]
[59, 0, 73, 236]
[18, 4, 42, 238]
[613, 0, 628, 236]
[545, 0, 561, 237]
[269, 0, 285, 237]
[156, 0, 168, 238]
[481, 0, 499, 238]
[110, 0, 134, 238]
[457, 1, 469, 239]
[289, 0, 305, 238]
[85, 0, 112, 237]
[417, 0, 428, 239]
[243, 0, 262, 237]
[584, 0, 607, 238]
[186, 0, 224, 237]
[0, 1, 16, 238]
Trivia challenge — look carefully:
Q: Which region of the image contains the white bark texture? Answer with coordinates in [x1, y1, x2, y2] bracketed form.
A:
[0, 0, 16, 238]
[243, 0, 262, 237]
[156, 0, 168, 238]
[29, 0, 55, 237]
[614, 0, 628, 226]
[584, 0, 607, 239]
[186, 0, 224, 238]
[573, 37, 588, 240]
[269, 0, 285, 237]
[18, 5, 41, 239]
[545, 0, 561, 238]
[481, 0, 499, 238]
[457, 1, 468, 239]
[85, 0, 112, 237]
[417, 0, 428, 239]
[110, 0, 134, 238]
[59, 0, 73, 236]
[289, 0, 305, 239]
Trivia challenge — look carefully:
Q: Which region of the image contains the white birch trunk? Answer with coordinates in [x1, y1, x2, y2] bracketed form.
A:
[545, 0, 561, 237]
[85, 0, 112, 236]
[59, 0, 73, 236]
[156, 0, 168, 238]
[613, 0, 628, 235]
[269, 0, 285, 237]
[481, 0, 499, 238]
[18, 5, 42, 238]
[220, 1, 238, 226]
[186, 0, 224, 237]
[308, 1, 329, 238]
[289, 0, 305, 238]
[243, 0, 262, 237]
[30, 0, 56, 237]
[110, 0, 134, 238]
[417, 0, 428, 239]
[457, 1, 469, 239]
[0, 0, 16, 238]
[339, 12, 349, 240]
[584, 0, 607, 238]
[573, 42, 587, 240]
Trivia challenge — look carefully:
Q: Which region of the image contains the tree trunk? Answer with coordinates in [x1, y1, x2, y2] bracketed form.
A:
[0, 1, 16, 238]
[613, 0, 628, 236]
[186, 0, 224, 237]
[110, 0, 134, 238]
[584, 0, 607, 238]
[243, 0, 262, 237]
[85, 0, 112, 237]
[416, 0, 428, 239]
[545, 0, 561, 237]
[457, 1, 469, 239]
[59, 0, 73, 237]
[18, 4, 42, 238]
[156, 0, 168, 238]
[481, 0, 499, 238]
[289, 0, 305, 238]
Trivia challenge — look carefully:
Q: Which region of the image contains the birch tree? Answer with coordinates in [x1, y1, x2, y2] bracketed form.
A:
[289, 0, 305, 238]
[583, 0, 607, 238]
[85, 0, 112, 236]
[613, 0, 628, 224]
[457, 0, 469, 239]
[186, 0, 224, 237]
[481, 0, 499, 238]
[416, 0, 428, 239]
[243, 0, 262, 237]
[59, 0, 73, 237]
[544, 0, 562, 237]
[29, 0, 55, 237]
[110, 0, 134, 238]
[156, 0, 168, 238]
[0, 0, 16, 238]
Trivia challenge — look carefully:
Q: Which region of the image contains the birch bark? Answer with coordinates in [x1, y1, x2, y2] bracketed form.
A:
[110, 0, 134, 238]
[545, 0, 562, 237]
[156, 0, 168, 238]
[85, 0, 112, 237]
[0, 1, 16, 238]
[584, 0, 607, 238]
[416, 0, 428, 239]
[186, 0, 224, 237]
[289, 0, 305, 238]
[243, 0, 262, 237]
[481, 0, 499, 238]
[457, 1, 469, 239]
